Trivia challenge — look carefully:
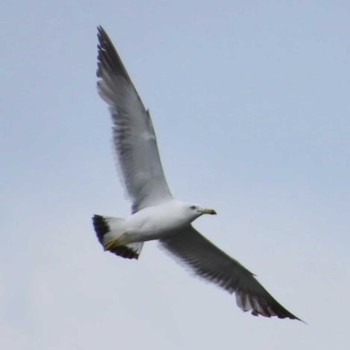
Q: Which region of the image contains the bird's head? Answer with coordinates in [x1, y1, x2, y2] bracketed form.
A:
[184, 203, 217, 221]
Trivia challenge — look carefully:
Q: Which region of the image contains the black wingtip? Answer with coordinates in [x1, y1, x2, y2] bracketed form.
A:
[96, 26, 131, 82]
[245, 293, 304, 322]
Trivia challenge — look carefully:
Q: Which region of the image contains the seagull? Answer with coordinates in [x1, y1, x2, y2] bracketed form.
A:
[93, 26, 301, 321]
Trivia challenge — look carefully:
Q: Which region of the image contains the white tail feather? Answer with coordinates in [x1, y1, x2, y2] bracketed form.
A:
[92, 215, 143, 259]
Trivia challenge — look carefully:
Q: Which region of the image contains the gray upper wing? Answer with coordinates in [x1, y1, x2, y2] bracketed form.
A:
[96, 26, 172, 212]
[160, 226, 301, 320]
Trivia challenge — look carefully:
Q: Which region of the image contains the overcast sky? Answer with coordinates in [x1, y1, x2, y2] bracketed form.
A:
[1, 1, 350, 349]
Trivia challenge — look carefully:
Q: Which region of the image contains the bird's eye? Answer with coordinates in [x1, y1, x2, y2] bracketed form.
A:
[190, 205, 196, 210]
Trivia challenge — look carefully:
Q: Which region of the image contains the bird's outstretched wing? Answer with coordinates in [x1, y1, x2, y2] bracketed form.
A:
[160, 226, 301, 320]
[97, 26, 172, 212]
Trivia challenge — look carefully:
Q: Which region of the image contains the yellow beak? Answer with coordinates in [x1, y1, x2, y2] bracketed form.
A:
[202, 208, 217, 215]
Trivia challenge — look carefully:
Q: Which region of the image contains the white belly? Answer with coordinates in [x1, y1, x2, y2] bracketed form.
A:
[123, 201, 191, 242]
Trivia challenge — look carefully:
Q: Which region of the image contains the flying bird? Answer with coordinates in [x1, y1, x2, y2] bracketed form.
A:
[93, 26, 301, 321]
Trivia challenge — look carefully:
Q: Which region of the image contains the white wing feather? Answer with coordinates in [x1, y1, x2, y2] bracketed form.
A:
[97, 26, 172, 212]
[160, 226, 301, 320]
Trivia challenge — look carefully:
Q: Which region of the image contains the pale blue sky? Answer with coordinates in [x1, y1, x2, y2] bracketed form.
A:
[1, 1, 349, 349]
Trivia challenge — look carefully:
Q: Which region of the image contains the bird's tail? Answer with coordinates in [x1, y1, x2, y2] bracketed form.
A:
[92, 214, 143, 259]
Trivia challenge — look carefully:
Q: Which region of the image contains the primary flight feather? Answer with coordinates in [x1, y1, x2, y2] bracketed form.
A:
[93, 26, 301, 321]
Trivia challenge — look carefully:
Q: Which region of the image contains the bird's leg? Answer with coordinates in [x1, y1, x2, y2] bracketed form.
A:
[103, 234, 128, 251]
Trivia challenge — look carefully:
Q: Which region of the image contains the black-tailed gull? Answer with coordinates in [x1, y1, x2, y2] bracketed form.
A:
[92, 26, 301, 321]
